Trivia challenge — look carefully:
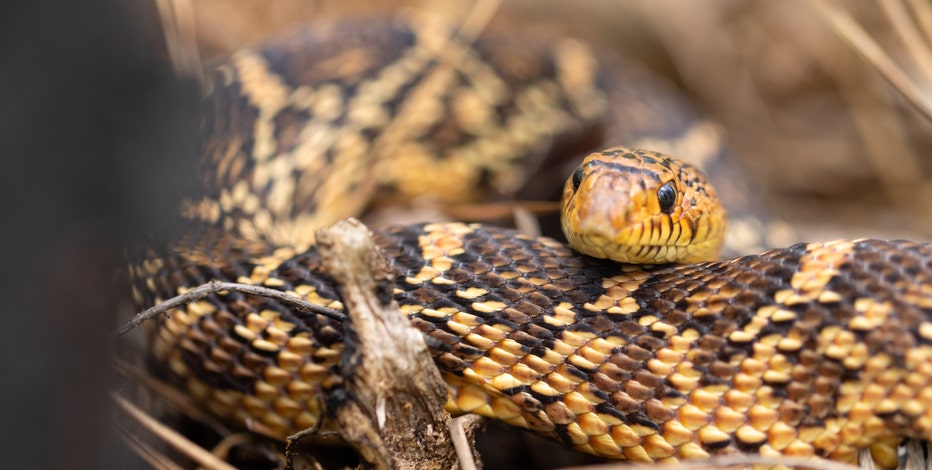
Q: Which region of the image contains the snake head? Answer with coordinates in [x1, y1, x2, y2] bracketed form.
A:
[561, 147, 726, 264]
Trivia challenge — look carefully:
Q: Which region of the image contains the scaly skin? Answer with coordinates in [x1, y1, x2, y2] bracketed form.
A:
[140, 222, 932, 467]
[130, 14, 932, 470]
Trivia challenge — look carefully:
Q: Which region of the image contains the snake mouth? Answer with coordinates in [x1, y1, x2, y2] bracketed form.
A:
[566, 203, 725, 264]
[564, 218, 688, 264]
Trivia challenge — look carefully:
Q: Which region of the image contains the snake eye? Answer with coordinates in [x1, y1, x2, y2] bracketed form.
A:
[657, 181, 677, 213]
[572, 166, 584, 191]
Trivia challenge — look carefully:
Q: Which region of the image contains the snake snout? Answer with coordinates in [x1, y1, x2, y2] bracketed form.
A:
[575, 177, 634, 239]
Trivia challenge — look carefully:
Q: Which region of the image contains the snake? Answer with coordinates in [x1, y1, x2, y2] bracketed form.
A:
[131, 14, 932, 469]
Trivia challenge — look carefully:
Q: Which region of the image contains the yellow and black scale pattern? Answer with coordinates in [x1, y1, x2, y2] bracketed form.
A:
[133, 14, 932, 469]
[146, 222, 932, 465]
[177, 14, 759, 258]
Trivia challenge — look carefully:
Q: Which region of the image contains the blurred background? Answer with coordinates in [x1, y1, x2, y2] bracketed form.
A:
[3, 0, 932, 468]
[162, 0, 932, 243]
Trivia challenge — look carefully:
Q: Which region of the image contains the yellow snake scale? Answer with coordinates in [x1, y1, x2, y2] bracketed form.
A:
[133, 15, 932, 468]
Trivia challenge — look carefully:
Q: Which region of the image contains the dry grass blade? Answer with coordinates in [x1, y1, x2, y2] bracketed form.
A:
[907, 0, 932, 52]
[810, 0, 932, 124]
[880, 0, 932, 83]
[112, 358, 236, 437]
[118, 420, 184, 470]
[113, 393, 239, 470]
[900, 440, 931, 470]
[153, 0, 201, 77]
[802, 17, 922, 208]
[452, 0, 503, 44]
[117, 421, 186, 470]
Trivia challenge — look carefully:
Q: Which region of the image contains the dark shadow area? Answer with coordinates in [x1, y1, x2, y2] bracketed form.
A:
[0, 1, 199, 467]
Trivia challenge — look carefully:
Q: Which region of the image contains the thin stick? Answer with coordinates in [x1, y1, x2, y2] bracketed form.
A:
[443, 200, 561, 222]
[450, 415, 480, 470]
[112, 281, 345, 339]
[284, 410, 324, 470]
[113, 393, 239, 470]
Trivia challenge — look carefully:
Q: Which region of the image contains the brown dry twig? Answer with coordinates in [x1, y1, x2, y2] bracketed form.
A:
[114, 219, 480, 468]
[450, 415, 484, 470]
[315, 218, 478, 470]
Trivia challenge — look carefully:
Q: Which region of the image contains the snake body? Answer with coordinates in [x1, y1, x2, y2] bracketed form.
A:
[134, 14, 932, 468]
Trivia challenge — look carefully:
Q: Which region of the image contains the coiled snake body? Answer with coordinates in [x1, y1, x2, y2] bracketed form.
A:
[134, 15, 932, 468]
